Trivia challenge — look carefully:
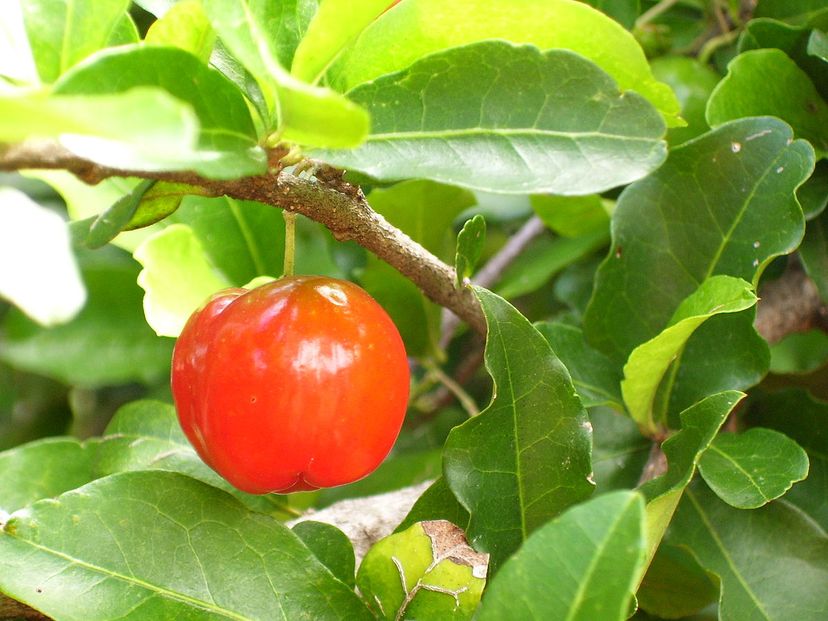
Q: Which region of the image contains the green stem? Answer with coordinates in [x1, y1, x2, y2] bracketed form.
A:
[283, 210, 297, 277]
[636, 0, 682, 28]
[423, 360, 479, 417]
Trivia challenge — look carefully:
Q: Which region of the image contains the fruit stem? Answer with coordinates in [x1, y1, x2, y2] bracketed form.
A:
[283, 210, 297, 277]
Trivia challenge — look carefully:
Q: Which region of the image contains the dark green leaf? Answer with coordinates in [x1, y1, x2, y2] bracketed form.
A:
[329, 0, 681, 125]
[699, 428, 809, 508]
[707, 49, 828, 154]
[21, 0, 130, 83]
[357, 520, 487, 620]
[0, 438, 94, 513]
[320, 41, 667, 195]
[478, 491, 646, 621]
[590, 407, 650, 492]
[396, 478, 470, 534]
[536, 322, 623, 410]
[85, 180, 156, 249]
[801, 208, 828, 301]
[641, 391, 745, 561]
[0, 471, 373, 619]
[637, 544, 720, 620]
[0, 249, 174, 387]
[669, 481, 828, 620]
[770, 330, 828, 374]
[798, 162, 828, 220]
[54, 45, 266, 179]
[754, 0, 828, 26]
[292, 521, 356, 588]
[746, 389, 828, 531]
[443, 287, 594, 572]
[585, 117, 814, 362]
[455, 215, 486, 286]
[582, 0, 640, 29]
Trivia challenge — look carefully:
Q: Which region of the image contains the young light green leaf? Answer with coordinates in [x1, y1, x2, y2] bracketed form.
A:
[455, 215, 486, 286]
[85, 180, 156, 249]
[443, 287, 594, 573]
[585, 117, 814, 362]
[669, 482, 828, 620]
[20, 0, 130, 83]
[0, 187, 86, 326]
[808, 29, 828, 61]
[707, 49, 828, 155]
[747, 389, 828, 531]
[530, 194, 610, 238]
[0, 471, 374, 620]
[699, 428, 809, 509]
[0, 88, 203, 173]
[0, 1, 38, 84]
[535, 322, 623, 410]
[640, 391, 745, 562]
[621, 276, 756, 435]
[134, 224, 232, 337]
[478, 491, 646, 621]
[125, 182, 205, 230]
[54, 45, 266, 178]
[292, 521, 356, 588]
[0, 438, 94, 513]
[202, 0, 368, 147]
[329, 0, 681, 125]
[145, 0, 216, 62]
[291, 0, 393, 83]
[357, 520, 487, 620]
[0, 248, 174, 387]
[318, 42, 667, 195]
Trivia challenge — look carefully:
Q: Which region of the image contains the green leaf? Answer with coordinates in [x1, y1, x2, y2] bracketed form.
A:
[798, 162, 828, 219]
[0, 438, 94, 513]
[530, 194, 610, 238]
[754, 0, 828, 26]
[0, 1, 38, 84]
[621, 276, 756, 435]
[292, 521, 356, 588]
[707, 49, 828, 155]
[134, 224, 232, 337]
[455, 215, 486, 286]
[329, 0, 681, 125]
[0, 248, 174, 387]
[443, 287, 594, 572]
[637, 544, 720, 620]
[651, 56, 721, 147]
[0, 187, 86, 326]
[319, 42, 667, 195]
[0, 88, 208, 173]
[584, 117, 814, 362]
[21, 0, 131, 83]
[0, 471, 373, 619]
[202, 0, 368, 147]
[669, 481, 828, 620]
[535, 322, 623, 410]
[361, 180, 475, 357]
[126, 182, 204, 230]
[357, 520, 487, 620]
[801, 208, 828, 301]
[85, 180, 156, 249]
[54, 45, 266, 179]
[495, 229, 609, 299]
[291, 0, 392, 83]
[396, 478, 470, 534]
[746, 389, 828, 531]
[478, 491, 646, 621]
[808, 28, 828, 61]
[145, 0, 216, 62]
[698, 428, 809, 509]
[582, 0, 640, 30]
[590, 407, 650, 492]
[640, 391, 745, 561]
[770, 330, 828, 374]
[97, 400, 290, 516]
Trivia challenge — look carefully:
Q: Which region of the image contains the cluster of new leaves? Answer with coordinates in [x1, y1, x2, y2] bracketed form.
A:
[1, 0, 828, 619]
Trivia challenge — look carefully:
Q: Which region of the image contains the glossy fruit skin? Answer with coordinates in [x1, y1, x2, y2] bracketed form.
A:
[172, 276, 410, 494]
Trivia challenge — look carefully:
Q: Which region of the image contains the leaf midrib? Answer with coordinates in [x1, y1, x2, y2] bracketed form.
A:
[366, 127, 661, 143]
[705, 444, 770, 501]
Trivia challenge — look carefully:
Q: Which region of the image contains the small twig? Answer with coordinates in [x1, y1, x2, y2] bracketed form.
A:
[637, 441, 668, 486]
[421, 360, 479, 417]
[755, 263, 828, 343]
[635, 0, 682, 28]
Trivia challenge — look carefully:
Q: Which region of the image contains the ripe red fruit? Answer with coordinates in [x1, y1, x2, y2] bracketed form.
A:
[171, 276, 410, 494]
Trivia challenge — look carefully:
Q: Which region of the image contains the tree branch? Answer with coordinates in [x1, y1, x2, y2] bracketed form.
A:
[755, 262, 828, 344]
[0, 140, 487, 336]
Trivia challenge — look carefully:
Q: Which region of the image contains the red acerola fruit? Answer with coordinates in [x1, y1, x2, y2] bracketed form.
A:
[172, 276, 410, 494]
